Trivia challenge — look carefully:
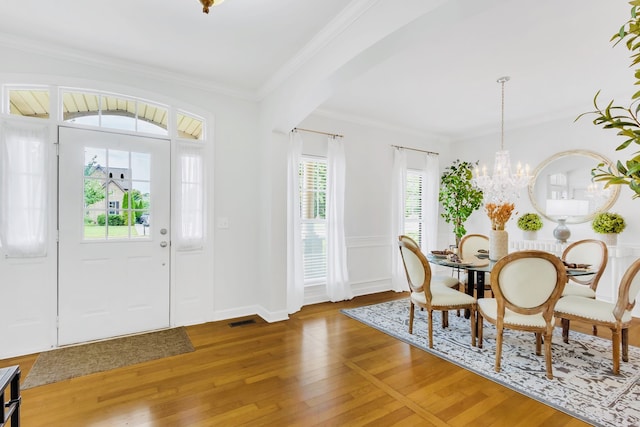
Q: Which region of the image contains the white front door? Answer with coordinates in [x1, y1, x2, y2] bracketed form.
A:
[58, 127, 171, 345]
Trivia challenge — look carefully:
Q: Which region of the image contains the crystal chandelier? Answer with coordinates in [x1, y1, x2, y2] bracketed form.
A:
[473, 76, 531, 204]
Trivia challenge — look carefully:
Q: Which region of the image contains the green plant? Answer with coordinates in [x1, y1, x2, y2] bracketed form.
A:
[96, 214, 125, 226]
[517, 213, 543, 231]
[438, 159, 484, 245]
[592, 212, 626, 234]
[577, 2, 640, 199]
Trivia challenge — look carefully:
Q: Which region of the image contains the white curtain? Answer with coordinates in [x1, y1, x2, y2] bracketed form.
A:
[175, 142, 205, 250]
[0, 123, 48, 257]
[326, 136, 352, 301]
[286, 132, 304, 313]
[423, 153, 440, 252]
[390, 148, 408, 291]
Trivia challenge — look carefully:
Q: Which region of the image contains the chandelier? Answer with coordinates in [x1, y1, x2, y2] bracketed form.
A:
[199, 0, 225, 14]
[473, 76, 531, 204]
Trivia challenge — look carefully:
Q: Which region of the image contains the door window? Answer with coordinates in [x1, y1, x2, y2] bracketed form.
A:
[83, 147, 151, 240]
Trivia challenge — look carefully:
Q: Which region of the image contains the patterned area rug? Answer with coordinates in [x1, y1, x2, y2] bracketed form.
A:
[22, 327, 194, 389]
[342, 299, 640, 427]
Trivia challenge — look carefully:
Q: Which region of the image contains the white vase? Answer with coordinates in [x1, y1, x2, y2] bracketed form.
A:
[490, 229, 509, 261]
[600, 233, 618, 246]
[522, 230, 537, 241]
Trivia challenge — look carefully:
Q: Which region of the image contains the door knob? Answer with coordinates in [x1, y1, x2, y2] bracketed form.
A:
[160, 241, 168, 248]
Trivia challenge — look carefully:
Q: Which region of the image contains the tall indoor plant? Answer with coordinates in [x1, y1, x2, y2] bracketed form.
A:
[579, 2, 640, 199]
[439, 159, 484, 246]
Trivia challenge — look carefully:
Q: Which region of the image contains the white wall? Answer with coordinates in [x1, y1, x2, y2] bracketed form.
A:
[296, 114, 452, 301]
[3, 31, 640, 357]
[0, 44, 263, 357]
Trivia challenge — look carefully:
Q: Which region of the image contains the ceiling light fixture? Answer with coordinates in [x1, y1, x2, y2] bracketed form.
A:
[199, 0, 225, 14]
[473, 76, 531, 204]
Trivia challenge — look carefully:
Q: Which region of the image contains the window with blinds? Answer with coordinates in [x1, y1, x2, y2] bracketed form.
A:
[299, 159, 327, 285]
[405, 170, 424, 247]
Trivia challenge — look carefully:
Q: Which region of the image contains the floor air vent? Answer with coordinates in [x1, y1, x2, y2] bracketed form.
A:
[228, 318, 257, 328]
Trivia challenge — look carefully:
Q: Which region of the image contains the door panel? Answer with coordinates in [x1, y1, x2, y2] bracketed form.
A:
[58, 127, 170, 345]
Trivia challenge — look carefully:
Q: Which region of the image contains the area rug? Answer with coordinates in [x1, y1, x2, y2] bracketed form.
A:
[22, 327, 194, 389]
[342, 299, 640, 427]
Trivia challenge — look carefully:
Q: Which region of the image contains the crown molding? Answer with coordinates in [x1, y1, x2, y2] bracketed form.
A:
[257, 0, 384, 100]
[0, 32, 257, 102]
[313, 107, 450, 142]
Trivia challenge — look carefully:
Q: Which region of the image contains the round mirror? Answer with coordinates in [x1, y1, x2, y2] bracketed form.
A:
[528, 150, 620, 224]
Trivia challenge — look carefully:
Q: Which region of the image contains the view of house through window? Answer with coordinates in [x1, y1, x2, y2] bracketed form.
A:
[405, 170, 425, 247]
[299, 158, 327, 285]
[84, 147, 151, 240]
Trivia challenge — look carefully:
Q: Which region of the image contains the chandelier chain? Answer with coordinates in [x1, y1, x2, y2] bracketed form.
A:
[501, 78, 505, 151]
[472, 75, 530, 205]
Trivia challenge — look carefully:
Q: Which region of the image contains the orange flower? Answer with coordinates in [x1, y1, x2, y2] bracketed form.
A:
[485, 203, 515, 230]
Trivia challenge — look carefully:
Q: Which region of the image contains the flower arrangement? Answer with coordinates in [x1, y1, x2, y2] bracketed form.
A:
[591, 212, 626, 234]
[517, 213, 543, 231]
[485, 202, 515, 231]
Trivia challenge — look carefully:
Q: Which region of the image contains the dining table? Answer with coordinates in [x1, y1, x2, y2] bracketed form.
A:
[426, 252, 597, 319]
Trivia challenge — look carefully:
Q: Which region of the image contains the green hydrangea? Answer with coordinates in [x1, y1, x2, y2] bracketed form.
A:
[592, 212, 626, 234]
[517, 213, 543, 231]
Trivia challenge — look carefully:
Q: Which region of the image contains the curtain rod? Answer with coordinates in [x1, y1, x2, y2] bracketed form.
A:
[391, 144, 439, 156]
[293, 127, 344, 138]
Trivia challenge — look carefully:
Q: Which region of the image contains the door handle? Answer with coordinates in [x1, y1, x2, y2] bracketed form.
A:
[160, 241, 168, 248]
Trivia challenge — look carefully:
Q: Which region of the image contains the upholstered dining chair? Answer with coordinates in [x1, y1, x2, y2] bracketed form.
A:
[561, 239, 608, 299]
[399, 235, 460, 289]
[459, 234, 491, 296]
[400, 235, 462, 321]
[555, 258, 640, 375]
[477, 250, 567, 379]
[398, 235, 476, 349]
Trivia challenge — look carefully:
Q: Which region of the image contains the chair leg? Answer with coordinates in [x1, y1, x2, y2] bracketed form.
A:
[612, 328, 621, 375]
[477, 312, 484, 349]
[442, 310, 449, 328]
[495, 325, 503, 373]
[544, 331, 553, 380]
[592, 325, 598, 336]
[622, 328, 629, 363]
[428, 310, 434, 348]
[408, 303, 415, 334]
[470, 307, 476, 347]
[561, 318, 570, 344]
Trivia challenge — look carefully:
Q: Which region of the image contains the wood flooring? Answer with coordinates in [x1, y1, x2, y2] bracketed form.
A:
[2, 291, 638, 426]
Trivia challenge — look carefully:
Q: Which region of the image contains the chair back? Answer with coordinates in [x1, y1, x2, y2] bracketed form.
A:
[562, 239, 608, 290]
[459, 234, 489, 261]
[491, 250, 567, 319]
[613, 258, 640, 320]
[398, 235, 432, 297]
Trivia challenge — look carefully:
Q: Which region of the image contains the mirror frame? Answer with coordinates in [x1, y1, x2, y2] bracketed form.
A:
[527, 150, 620, 224]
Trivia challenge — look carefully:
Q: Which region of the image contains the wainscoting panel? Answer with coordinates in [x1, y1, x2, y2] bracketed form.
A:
[346, 235, 393, 297]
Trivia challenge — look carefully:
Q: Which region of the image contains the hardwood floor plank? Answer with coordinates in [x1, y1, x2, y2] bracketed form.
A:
[3, 290, 634, 426]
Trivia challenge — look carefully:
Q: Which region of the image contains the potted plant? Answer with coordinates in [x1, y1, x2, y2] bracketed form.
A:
[438, 159, 484, 247]
[591, 212, 626, 246]
[517, 212, 543, 240]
